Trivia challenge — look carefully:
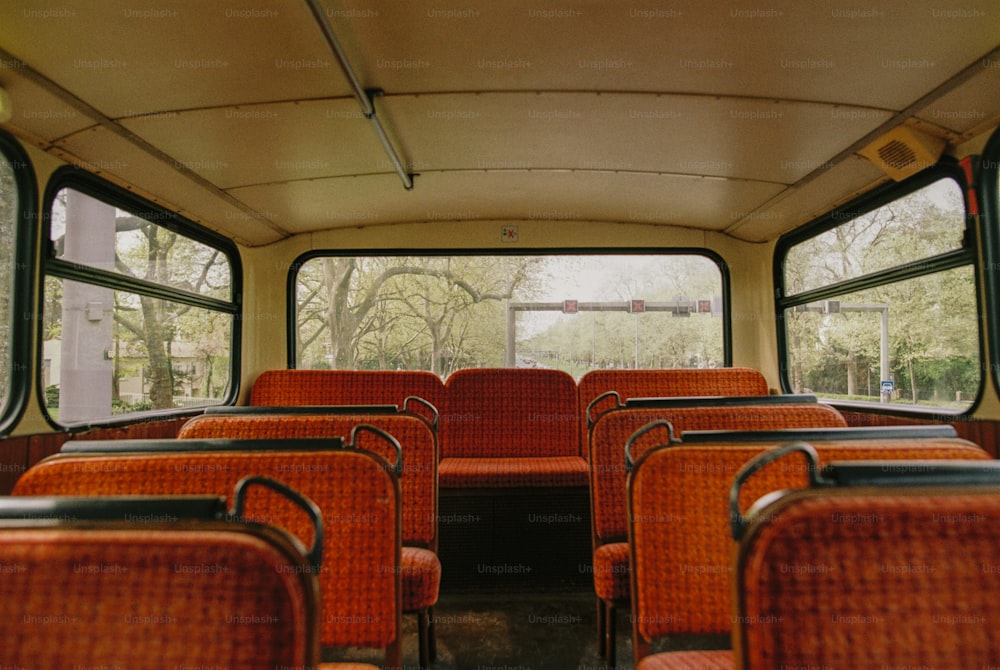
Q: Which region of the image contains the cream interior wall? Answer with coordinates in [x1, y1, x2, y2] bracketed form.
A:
[11, 138, 996, 424]
[238, 220, 781, 400]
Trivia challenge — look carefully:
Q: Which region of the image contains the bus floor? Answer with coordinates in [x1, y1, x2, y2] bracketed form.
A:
[321, 586, 730, 670]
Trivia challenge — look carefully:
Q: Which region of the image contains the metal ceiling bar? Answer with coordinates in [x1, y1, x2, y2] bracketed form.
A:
[303, 0, 414, 190]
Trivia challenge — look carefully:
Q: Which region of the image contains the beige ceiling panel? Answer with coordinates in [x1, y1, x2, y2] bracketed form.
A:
[914, 63, 1000, 137]
[727, 155, 887, 242]
[228, 171, 785, 237]
[0, 65, 95, 143]
[379, 92, 893, 184]
[122, 99, 387, 189]
[54, 126, 285, 246]
[0, 1, 351, 118]
[337, 0, 1000, 109]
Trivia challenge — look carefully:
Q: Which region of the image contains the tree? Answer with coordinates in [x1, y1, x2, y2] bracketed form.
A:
[47, 191, 231, 415]
[784, 180, 976, 405]
[522, 256, 724, 371]
[0, 159, 15, 404]
[111, 218, 227, 409]
[297, 256, 542, 372]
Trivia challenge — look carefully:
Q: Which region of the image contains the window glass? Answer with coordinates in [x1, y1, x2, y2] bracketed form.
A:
[43, 184, 236, 424]
[0, 150, 19, 414]
[50, 190, 231, 297]
[784, 267, 977, 408]
[780, 174, 977, 411]
[294, 254, 725, 377]
[785, 178, 965, 296]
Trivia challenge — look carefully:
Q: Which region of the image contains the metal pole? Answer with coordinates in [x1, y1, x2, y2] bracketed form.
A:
[302, 0, 414, 190]
[880, 306, 890, 403]
[505, 300, 516, 368]
[634, 314, 639, 369]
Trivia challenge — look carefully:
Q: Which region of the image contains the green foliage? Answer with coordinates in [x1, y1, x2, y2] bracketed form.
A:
[785, 179, 978, 408]
[44, 385, 59, 408]
[0, 157, 15, 405]
[297, 255, 544, 374]
[298, 254, 724, 376]
[44, 189, 233, 418]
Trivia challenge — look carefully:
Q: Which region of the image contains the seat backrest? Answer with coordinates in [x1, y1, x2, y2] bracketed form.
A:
[590, 402, 847, 544]
[13, 446, 402, 658]
[178, 413, 437, 548]
[627, 439, 990, 660]
[0, 515, 319, 669]
[250, 368, 446, 411]
[578, 367, 769, 449]
[734, 482, 1000, 669]
[441, 367, 581, 458]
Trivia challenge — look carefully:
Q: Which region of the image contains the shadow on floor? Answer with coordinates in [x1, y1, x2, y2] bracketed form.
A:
[323, 587, 730, 670]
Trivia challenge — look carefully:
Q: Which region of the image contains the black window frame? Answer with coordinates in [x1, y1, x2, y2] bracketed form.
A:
[0, 130, 39, 437]
[980, 126, 1000, 401]
[773, 158, 983, 417]
[39, 167, 242, 430]
[286, 247, 733, 371]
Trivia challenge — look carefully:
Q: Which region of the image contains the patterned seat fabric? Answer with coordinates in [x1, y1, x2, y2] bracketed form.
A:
[250, 369, 446, 411]
[628, 439, 989, 667]
[588, 401, 847, 662]
[439, 368, 585, 488]
[635, 650, 734, 670]
[735, 486, 1000, 669]
[578, 367, 769, 450]
[178, 412, 438, 668]
[592, 541, 630, 601]
[0, 520, 319, 669]
[438, 456, 589, 488]
[14, 448, 403, 665]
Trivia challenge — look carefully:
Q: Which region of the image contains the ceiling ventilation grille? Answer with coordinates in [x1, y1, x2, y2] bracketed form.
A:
[858, 126, 947, 181]
[878, 139, 918, 170]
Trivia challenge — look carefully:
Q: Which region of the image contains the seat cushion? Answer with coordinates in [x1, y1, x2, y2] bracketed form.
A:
[593, 541, 630, 601]
[636, 650, 733, 669]
[438, 456, 589, 488]
[401, 546, 441, 611]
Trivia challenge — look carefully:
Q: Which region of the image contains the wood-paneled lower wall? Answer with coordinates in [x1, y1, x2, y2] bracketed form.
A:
[0, 416, 193, 494]
[840, 411, 999, 458]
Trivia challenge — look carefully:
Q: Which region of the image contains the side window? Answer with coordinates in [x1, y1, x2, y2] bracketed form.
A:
[42, 172, 240, 426]
[291, 253, 728, 376]
[0, 131, 37, 435]
[777, 167, 979, 413]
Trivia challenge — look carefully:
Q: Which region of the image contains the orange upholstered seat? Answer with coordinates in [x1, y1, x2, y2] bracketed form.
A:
[439, 368, 584, 488]
[250, 368, 446, 413]
[0, 502, 323, 669]
[635, 650, 735, 670]
[177, 412, 440, 669]
[588, 399, 846, 665]
[735, 462, 1000, 669]
[578, 367, 769, 451]
[14, 443, 403, 668]
[438, 455, 589, 488]
[627, 438, 990, 667]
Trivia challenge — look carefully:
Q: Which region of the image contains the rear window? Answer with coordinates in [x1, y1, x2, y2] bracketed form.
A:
[292, 253, 728, 377]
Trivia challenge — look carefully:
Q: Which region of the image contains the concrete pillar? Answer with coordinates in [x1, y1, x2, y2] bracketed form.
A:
[58, 190, 115, 423]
